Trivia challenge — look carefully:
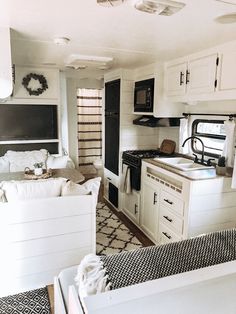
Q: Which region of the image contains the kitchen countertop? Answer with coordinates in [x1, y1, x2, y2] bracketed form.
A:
[144, 158, 219, 181]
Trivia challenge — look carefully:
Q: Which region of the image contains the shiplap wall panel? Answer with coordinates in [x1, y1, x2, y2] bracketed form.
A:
[9, 231, 92, 259]
[0, 194, 96, 297]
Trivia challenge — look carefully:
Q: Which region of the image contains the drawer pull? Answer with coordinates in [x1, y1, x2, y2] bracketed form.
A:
[163, 215, 173, 223]
[134, 204, 138, 214]
[162, 232, 171, 240]
[153, 192, 158, 205]
[164, 199, 173, 205]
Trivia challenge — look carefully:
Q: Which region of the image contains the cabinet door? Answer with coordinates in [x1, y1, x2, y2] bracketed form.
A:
[219, 51, 236, 91]
[123, 191, 140, 225]
[187, 54, 218, 95]
[140, 181, 159, 242]
[165, 62, 187, 97]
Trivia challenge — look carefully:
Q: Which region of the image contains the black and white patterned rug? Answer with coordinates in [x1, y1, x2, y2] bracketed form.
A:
[0, 287, 50, 314]
[96, 202, 142, 255]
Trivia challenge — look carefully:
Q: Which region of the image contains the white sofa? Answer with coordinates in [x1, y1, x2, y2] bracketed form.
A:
[54, 260, 236, 314]
[0, 177, 100, 297]
[0, 149, 75, 173]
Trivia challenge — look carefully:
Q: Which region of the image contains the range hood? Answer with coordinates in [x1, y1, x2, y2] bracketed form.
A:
[133, 115, 180, 127]
[0, 28, 13, 100]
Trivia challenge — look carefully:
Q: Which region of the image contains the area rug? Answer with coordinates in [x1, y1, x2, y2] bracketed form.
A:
[96, 202, 143, 255]
[0, 287, 50, 314]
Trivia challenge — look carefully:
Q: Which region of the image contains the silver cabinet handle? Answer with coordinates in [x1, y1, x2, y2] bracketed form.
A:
[163, 215, 173, 223]
[164, 199, 173, 205]
[186, 70, 190, 84]
[134, 204, 138, 214]
[162, 232, 171, 239]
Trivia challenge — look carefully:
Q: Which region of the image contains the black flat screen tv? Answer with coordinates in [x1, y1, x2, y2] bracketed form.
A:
[0, 104, 58, 141]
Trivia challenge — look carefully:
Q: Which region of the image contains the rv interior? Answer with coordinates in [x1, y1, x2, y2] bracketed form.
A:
[0, 0, 236, 313]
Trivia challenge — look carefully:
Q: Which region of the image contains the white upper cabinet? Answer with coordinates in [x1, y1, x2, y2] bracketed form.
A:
[0, 28, 13, 100]
[218, 50, 236, 92]
[165, 62, 187, 97]
[165, 54, 218, 100]
[164, 40, 236, 102]
[187, 54, 218, 95]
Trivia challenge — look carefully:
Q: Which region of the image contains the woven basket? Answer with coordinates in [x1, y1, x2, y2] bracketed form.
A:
[24, 168, 53, 180]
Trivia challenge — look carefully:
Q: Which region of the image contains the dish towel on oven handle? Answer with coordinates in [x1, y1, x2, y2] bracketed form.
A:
[120, 163, 132, 194]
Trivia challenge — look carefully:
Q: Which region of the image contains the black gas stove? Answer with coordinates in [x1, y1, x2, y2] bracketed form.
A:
[122, 149, 172, 167]
[122, 149, 175, 191]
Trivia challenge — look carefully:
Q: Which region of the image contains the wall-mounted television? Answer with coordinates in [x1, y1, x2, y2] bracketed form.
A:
[0, 104, 58, 141]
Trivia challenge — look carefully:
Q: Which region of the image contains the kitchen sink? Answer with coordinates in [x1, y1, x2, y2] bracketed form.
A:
[153, 157, 214, 171]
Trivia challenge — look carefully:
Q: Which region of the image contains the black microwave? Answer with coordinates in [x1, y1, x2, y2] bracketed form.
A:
[134, 78, 154, 113]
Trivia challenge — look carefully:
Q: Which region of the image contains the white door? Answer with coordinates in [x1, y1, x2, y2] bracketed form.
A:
[140, 181, 159, 242]
[186, 54, 218, 95]
[123, 191, 140, 224]
[218, 51, 236, 91]
[165, 62, 187, 97]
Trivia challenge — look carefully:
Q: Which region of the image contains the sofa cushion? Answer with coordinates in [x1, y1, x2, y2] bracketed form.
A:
[61, 177, 101, 199]
[5, 149, 48, 172]
[61, 180, 90, 196]
[0, 156, 10, 173]
[1, 177, 66, 202]
[46, 155, 69, 169]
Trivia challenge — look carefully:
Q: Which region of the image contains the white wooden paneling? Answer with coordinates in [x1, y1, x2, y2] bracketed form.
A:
[190, 192, 236, 211]
[0, 247, 90, 278]
[219, 50, 236, 91]
[9, 231, 92, 259]
[186, 54, 217, 95]
[13, 66, 59, 100]
[6, 215, 92, 242]
[165, 62, 187, 97]
[0, 28, 13, 99]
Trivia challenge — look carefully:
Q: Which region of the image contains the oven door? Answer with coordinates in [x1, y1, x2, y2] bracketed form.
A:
[123, 161, 141, 191]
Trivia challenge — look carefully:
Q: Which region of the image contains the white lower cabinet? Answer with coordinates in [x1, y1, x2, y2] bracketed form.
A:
[140, 161, 236, 245]
[140, 181, 159, 242]
[122, 190, 140, 225]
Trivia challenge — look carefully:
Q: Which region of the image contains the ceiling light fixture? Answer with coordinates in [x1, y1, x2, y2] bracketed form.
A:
[97, 0, 127, 7]
[134, 0, 185, 15]
[54, 37, 70, 45]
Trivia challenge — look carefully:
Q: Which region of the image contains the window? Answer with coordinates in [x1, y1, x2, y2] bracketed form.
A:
[191, 119, 226, 158]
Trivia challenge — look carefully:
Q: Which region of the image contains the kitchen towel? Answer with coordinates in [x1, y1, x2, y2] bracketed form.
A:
[231, 150, 236, 189]
[223, 119, 235, 168]
[178, 117, 190, 154]
[120, 164, 131, 194]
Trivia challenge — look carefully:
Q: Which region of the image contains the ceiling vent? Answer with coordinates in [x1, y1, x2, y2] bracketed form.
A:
[97, 0, 127, 7]
[65, 54, 113, 70]
[134, 0, 185, 15]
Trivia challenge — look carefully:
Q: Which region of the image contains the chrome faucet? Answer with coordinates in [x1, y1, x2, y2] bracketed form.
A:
[182, 136, 205, 165]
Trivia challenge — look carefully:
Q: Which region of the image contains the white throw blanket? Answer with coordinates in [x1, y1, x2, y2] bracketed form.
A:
[75, 254, 111, 311]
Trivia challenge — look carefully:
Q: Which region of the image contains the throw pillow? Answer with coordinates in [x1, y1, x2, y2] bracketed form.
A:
[5, 149, 48, 172]
[61, 180, 90, 196]
[1, 177, 66, 202]
[46, 155, 68, 169]
[0, 156, 10, 173]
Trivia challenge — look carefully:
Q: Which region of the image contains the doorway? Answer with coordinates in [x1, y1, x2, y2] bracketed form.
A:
[77, 88, 102, 174]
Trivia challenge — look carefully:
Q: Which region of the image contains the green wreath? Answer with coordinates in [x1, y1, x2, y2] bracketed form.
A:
[22, 73, 48, 96]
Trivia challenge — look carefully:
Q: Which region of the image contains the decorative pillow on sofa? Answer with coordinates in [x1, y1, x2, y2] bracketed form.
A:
[5, 149, 48, 172]
[46, 155, 69, 169]
[0, 156, 10, 173]
[1, 177, 66, 202]
[61, 177, 101, 200]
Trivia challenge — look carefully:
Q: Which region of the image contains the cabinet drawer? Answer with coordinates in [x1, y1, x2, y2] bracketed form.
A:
[160, 190, 184, 216]
[159, 223, 182, 245]
[160, 206, 183, 235]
